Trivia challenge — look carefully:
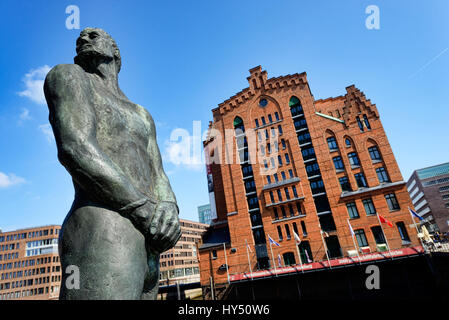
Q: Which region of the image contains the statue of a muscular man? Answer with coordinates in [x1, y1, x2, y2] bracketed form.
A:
[44, 28, 181, 300]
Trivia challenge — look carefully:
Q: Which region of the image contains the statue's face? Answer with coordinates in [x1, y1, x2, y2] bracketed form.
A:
[76, 28, 115, 60]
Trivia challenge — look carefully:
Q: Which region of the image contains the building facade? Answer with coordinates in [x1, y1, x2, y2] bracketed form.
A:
[198, 204, 212, 225]
[159, 219, 208, 286]
[0, 225, 62, 300]
[198, 66, 420, 291]
[407, 162, 449, 233]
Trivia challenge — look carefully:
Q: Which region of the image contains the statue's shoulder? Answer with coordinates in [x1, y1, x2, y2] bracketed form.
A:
[136, 104, 155, 127]
[45, 64, 88, 92]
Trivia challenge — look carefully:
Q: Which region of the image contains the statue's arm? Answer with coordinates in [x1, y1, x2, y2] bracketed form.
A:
[146, 113, 177, 207]
[144, 112, 181, 252]
[44, 64, 149, 213]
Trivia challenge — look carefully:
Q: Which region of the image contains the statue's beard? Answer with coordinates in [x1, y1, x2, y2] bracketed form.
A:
[74, 49, 114, 73]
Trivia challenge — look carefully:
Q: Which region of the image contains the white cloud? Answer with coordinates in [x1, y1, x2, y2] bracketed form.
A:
[18, 108, 32, 125]
[18, 65, 51, 105]
[0, 172, 27, 188]
[164, 131, 204, 172]
[38, 123, 55, 142]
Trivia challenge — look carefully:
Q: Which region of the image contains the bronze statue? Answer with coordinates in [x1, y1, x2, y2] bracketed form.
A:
[44, 27, 181, 300]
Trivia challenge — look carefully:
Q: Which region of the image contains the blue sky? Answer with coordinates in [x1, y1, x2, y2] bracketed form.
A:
[0, 0, 448, 231]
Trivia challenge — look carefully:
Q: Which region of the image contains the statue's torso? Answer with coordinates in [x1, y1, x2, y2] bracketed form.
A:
[81, 74, 156, 201]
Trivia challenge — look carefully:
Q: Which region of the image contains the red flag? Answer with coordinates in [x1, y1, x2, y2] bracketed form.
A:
[379, 214, 393, 227]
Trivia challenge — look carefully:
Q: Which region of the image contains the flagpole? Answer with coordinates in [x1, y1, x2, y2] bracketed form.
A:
[268, 236, 277, 276]
[320, 230, 332, 269]
[408, 207, 425, 251]
[223, 242, 230, 284]
[245, 239, 253, 280]
[296, 242, 304, 273]
[348, 219, 362, 265]
[376, 213, 393, 260]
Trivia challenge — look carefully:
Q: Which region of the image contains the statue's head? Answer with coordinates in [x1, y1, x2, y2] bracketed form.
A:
[74, 27, 121, 73]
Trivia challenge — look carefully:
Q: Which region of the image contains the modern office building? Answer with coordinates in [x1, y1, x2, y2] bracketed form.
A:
[407, 162, 449, 233]
[0, 225, 62, 300]
[198, 204, 212, 225]
[198, 66, 420, 293]
[159, 219, 208, 286]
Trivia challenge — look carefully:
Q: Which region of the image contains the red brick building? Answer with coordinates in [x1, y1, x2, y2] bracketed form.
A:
[0, 225, 62, 300]
[198, 66, 421, 295]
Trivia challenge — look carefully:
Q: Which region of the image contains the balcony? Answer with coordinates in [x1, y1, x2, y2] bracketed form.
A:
[266, 196, 305, 208]
[262, 177, 300, 191]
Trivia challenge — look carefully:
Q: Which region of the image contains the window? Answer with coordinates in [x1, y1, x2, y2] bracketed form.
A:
[354, 173, 367, 188]
[354, 230, 369, 247]
[333, 156, 344, 170]
[288, 204, 295, 217]
[301, 147, 315, 160]
[274, 112, 280, 121]
[285, 225, 291, 240]
[278, 125, 283, 135]
[265, 129, 269, 139]
[339, 176, 351, 192]
[363, 198, 376, 215]
[267, 176, 271, 184]
[269, 191, 275, 203]
[368, 146, 382, 161]
[288, 169, 294, 179]
[254, 119, 259, 127]
[212, 250, 217, 259]
[259, 99, 268, 107]
[385, 193, 400, 211]
[371, 226, 386, 245]
[396, 222, 410, 242]
[261, 117, 266, 125]
[267, 143, 271, 154]
[285, 188, 291, 200]
[268, 114, 273, 123]
[285, 153, 290, 164]
[363, 115, 371, 130]
[274, 173, 279, 182]
[277, 226, 283, 241]
[293, 222, 299, 236]
[292, 186, 298, 198]
[296, 203, 303, 215]
[278, 155, 283, 166]
[300, 221, 308, 236]
[277, 190, 283, 202]
[273, 208, 279, 220]
[298, 132, 311, 144]
[271, 127, 276, 138]
[259, 144, 265, 156]
[327, 137, 338, 150]
[281, 171, 286, 180]
[345, 138, 351, 147]
[346, 202, 359, 218]
[439, 186, 449, 192]
[281, 206, 287, 218]
[376, 167, 390, 183]
[348, 152, 360, 167]
[281, 139, 286, 149]
[356, 116, 364, 132]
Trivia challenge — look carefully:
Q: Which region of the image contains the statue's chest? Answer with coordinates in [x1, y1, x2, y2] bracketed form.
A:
[91, 91, 151, 146]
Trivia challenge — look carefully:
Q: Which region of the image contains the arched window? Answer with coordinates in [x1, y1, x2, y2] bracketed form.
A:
[289, 96, 303, 117]
[233, 116, 245, 132]
[345, 138, 352, 147]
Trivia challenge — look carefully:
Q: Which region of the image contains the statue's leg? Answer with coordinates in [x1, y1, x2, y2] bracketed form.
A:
[59, 205, 147, 300]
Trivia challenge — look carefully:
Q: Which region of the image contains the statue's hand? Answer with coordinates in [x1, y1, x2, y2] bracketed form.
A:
[146, 201, 181, 254]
